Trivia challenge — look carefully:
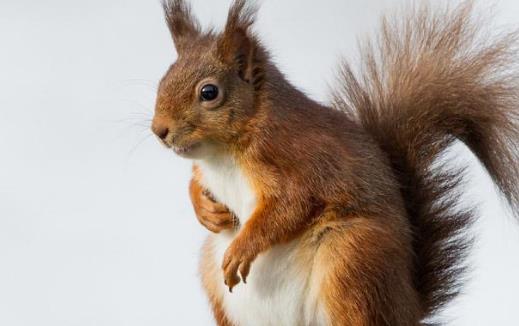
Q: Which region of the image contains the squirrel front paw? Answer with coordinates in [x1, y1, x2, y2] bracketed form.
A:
[191, 186, 237, 233]
[222, 237, 257, 292]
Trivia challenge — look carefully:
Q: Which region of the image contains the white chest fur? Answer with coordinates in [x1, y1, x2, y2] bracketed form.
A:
[196, 156, 327, 326]
[196, 155, 256, 223]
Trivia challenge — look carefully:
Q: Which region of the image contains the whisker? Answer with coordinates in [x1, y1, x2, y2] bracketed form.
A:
[119, 79, 158, 91]
[125, 133, 154, 162]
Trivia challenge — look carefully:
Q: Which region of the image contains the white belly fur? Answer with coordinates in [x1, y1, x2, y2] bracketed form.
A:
[196, 155, 328, 326]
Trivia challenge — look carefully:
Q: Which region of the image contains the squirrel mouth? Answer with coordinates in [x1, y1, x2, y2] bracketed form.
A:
[172, 143, 200, 155]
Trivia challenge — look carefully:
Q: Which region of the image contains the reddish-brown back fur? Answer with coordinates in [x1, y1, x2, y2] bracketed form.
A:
[154, 1, 519, 324]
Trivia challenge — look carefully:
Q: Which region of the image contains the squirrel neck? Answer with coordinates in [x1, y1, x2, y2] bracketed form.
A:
[229, 61, 337, 153]
[258, 63, 319, 113]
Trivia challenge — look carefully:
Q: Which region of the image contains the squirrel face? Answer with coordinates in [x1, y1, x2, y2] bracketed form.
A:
[152, 1, 263, 159]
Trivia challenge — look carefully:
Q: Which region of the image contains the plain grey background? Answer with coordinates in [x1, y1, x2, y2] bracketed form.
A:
[1, 0, 518, 325]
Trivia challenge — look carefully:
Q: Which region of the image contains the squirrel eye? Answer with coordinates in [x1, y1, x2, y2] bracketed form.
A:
[200, 84, 219, 101]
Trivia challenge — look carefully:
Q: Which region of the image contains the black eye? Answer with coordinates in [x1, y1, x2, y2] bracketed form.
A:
[200, 84, 219, 101]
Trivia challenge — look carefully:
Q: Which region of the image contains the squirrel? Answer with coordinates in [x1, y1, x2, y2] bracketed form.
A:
[151, 0, 519, 325]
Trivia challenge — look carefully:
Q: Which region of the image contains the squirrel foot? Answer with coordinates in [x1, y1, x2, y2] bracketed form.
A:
[222, 236, 256, 292]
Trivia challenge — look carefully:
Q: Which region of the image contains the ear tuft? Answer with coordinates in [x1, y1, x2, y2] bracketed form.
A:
[224, 0, 257, 35]
[162, 0, 201, 52]
[218, 0, 264, 87]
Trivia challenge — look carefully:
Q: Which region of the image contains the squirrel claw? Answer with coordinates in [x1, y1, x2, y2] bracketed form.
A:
[224, 271, 241, 293]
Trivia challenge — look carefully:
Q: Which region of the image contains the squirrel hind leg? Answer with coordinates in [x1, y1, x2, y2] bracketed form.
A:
[313, 216, 422, 326]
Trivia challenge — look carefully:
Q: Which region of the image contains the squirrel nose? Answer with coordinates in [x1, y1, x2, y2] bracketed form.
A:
[151, 119, 169, 140]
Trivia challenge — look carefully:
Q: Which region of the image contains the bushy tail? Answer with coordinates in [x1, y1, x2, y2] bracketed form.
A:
[333, 1, 519, 321]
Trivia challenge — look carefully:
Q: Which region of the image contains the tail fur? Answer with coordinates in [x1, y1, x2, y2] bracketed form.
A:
[333, 1, 519, 321]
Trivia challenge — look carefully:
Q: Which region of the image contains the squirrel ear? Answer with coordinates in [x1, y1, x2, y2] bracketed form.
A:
[217, 0, 262, 85]
[162, 0, 201, 53]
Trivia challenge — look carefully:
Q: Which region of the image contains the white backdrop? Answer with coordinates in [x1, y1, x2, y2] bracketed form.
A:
[1, 0, 518, 325]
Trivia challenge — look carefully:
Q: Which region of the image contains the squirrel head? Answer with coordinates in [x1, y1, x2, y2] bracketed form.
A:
[152, 0, 266, 159]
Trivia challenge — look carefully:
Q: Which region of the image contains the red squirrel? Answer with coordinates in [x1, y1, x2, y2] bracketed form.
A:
[151, 1, 519, 325]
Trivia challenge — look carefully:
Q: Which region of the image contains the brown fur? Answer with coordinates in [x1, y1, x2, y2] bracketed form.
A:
[153, 1, 519, 325]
